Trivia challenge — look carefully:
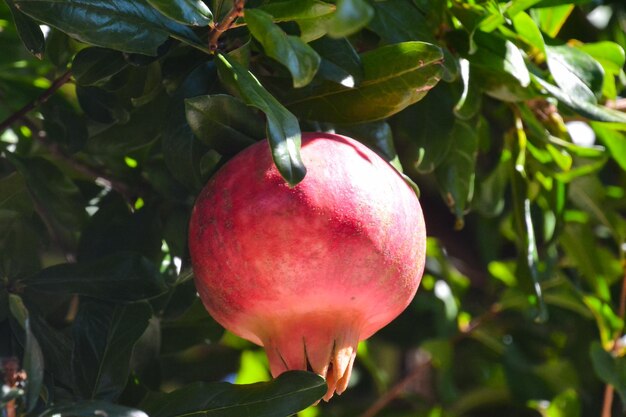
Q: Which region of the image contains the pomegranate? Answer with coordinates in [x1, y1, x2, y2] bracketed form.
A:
[189, 132, 426, 400]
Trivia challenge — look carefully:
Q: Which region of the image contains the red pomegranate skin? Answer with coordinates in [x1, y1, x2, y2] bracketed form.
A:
[189, 132, 426, 400]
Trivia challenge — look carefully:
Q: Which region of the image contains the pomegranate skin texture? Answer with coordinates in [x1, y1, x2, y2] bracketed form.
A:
[189, 132, 426, 400]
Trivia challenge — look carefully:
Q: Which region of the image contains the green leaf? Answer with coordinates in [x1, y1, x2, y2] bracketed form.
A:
[162, 63, 218, 191]
[41, 98, 89, 152]
[435, 120, 479, 229]
[513, 11, 546, 55]
[389, 82, 456, 173]
[13, 0, 207, 55]
[472, 31, 530, 88]
[77, 85, 130, 124]
[39, 401, 148, 417]
[367, 0, 433, 44]
[284, 41, 443, 123]
[325, 0, 374, 38]
[8, 295, 44, 412]
[0, 171, 32, 214]
[590, 342, 626, 404]
[21, 253, 166, 302]
[141, 371, 326, 417]
[257, 0, 335, 22]
[160, 299, 224, 354]
[530, 4, 573, 38]
[591, 123, 626, 171]
[245, 9, 320, 88]
[217, 53, 306, 186]
[533, 75, 626, 123]
[506, 0, 542, 17]
[146, 0, 212, 26]
[310, 37, 363, 87]
[584, 296, 622, 348]
[73, 300, 152, 400]
[546, 45, 604, 104]
[8, 155, 86, 248]
[6, 0, 45, 58]
[185, 95, 263, 157]
[576, 42, 625, 75]
[72, 47, 129, 87]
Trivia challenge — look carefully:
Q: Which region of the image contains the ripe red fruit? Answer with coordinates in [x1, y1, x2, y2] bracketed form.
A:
[189, 132, 426, 400]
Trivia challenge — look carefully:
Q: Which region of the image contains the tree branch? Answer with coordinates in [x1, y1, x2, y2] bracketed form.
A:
[0, 69, 72, 134]
[208, 0, 246, 52]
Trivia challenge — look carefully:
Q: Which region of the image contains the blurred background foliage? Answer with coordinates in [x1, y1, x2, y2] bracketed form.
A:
[0, 0, 626, 416]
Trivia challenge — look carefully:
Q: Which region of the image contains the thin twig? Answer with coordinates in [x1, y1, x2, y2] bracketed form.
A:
[208, 0, 246, 52]
[358, 304, 502, 417]
[0, 69, 72, 134]
[358, 358, 432, 417]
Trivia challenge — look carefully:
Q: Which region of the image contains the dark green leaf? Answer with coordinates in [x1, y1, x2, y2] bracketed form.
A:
[146, 0, 212, 26]
[245, 9, 320, 88]
[41, 98, 88, 152]
[76, 85, 130, 124]
[185, 95, 263, 156]
[310, 37, 363, 87]
[367, 0, 433, 44]
[141, 371, 326, 417]
[72, 47, 129, 87]
[285, 41, 443, 123]
[162, 62, 220, 191]
[73, 300, 152, 400]
[6, 0, 44, 58]
[590, 342, 626, 405]
[325, 0, 374, 38]
[217, 53, 306, 186]
[435, 120, 479, 229]
[8, 295, 43, 412]
[22, 253, 166, 302]
[546, 45, 604, 104]
[39, 401, 148, 417]
[389, 82, 456, 173]
[8, 155, 86, 248]
[13, 0, 207, 55]
[160, 299, 224, 354]
[0, 171, 32, 214]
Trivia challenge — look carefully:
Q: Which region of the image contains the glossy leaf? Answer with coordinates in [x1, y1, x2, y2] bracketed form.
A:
[160, 299, 224, 354]
[325, 0, 374, 38]
[285, 41, 443, 123]
[141, 371, 326, 417]
[546, 45, 604, 104]
[310, 37, 362, 87]
[472, 31, 530, 88]
[39, 401, 148, 417]
[73, 300, 152, 400]
[146, 0, 212, 26]
[217, 53, 306, 186]
[185, 95, 263, 157]
[258, 0, 335, 22]
[13, 0, 206, 55]
[591, 123, 626, 171]
[534, 75, 626, 123]
[6, 0, 44, 58]
[22, 253, 165, 301]
[245, 9, 321, 88]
